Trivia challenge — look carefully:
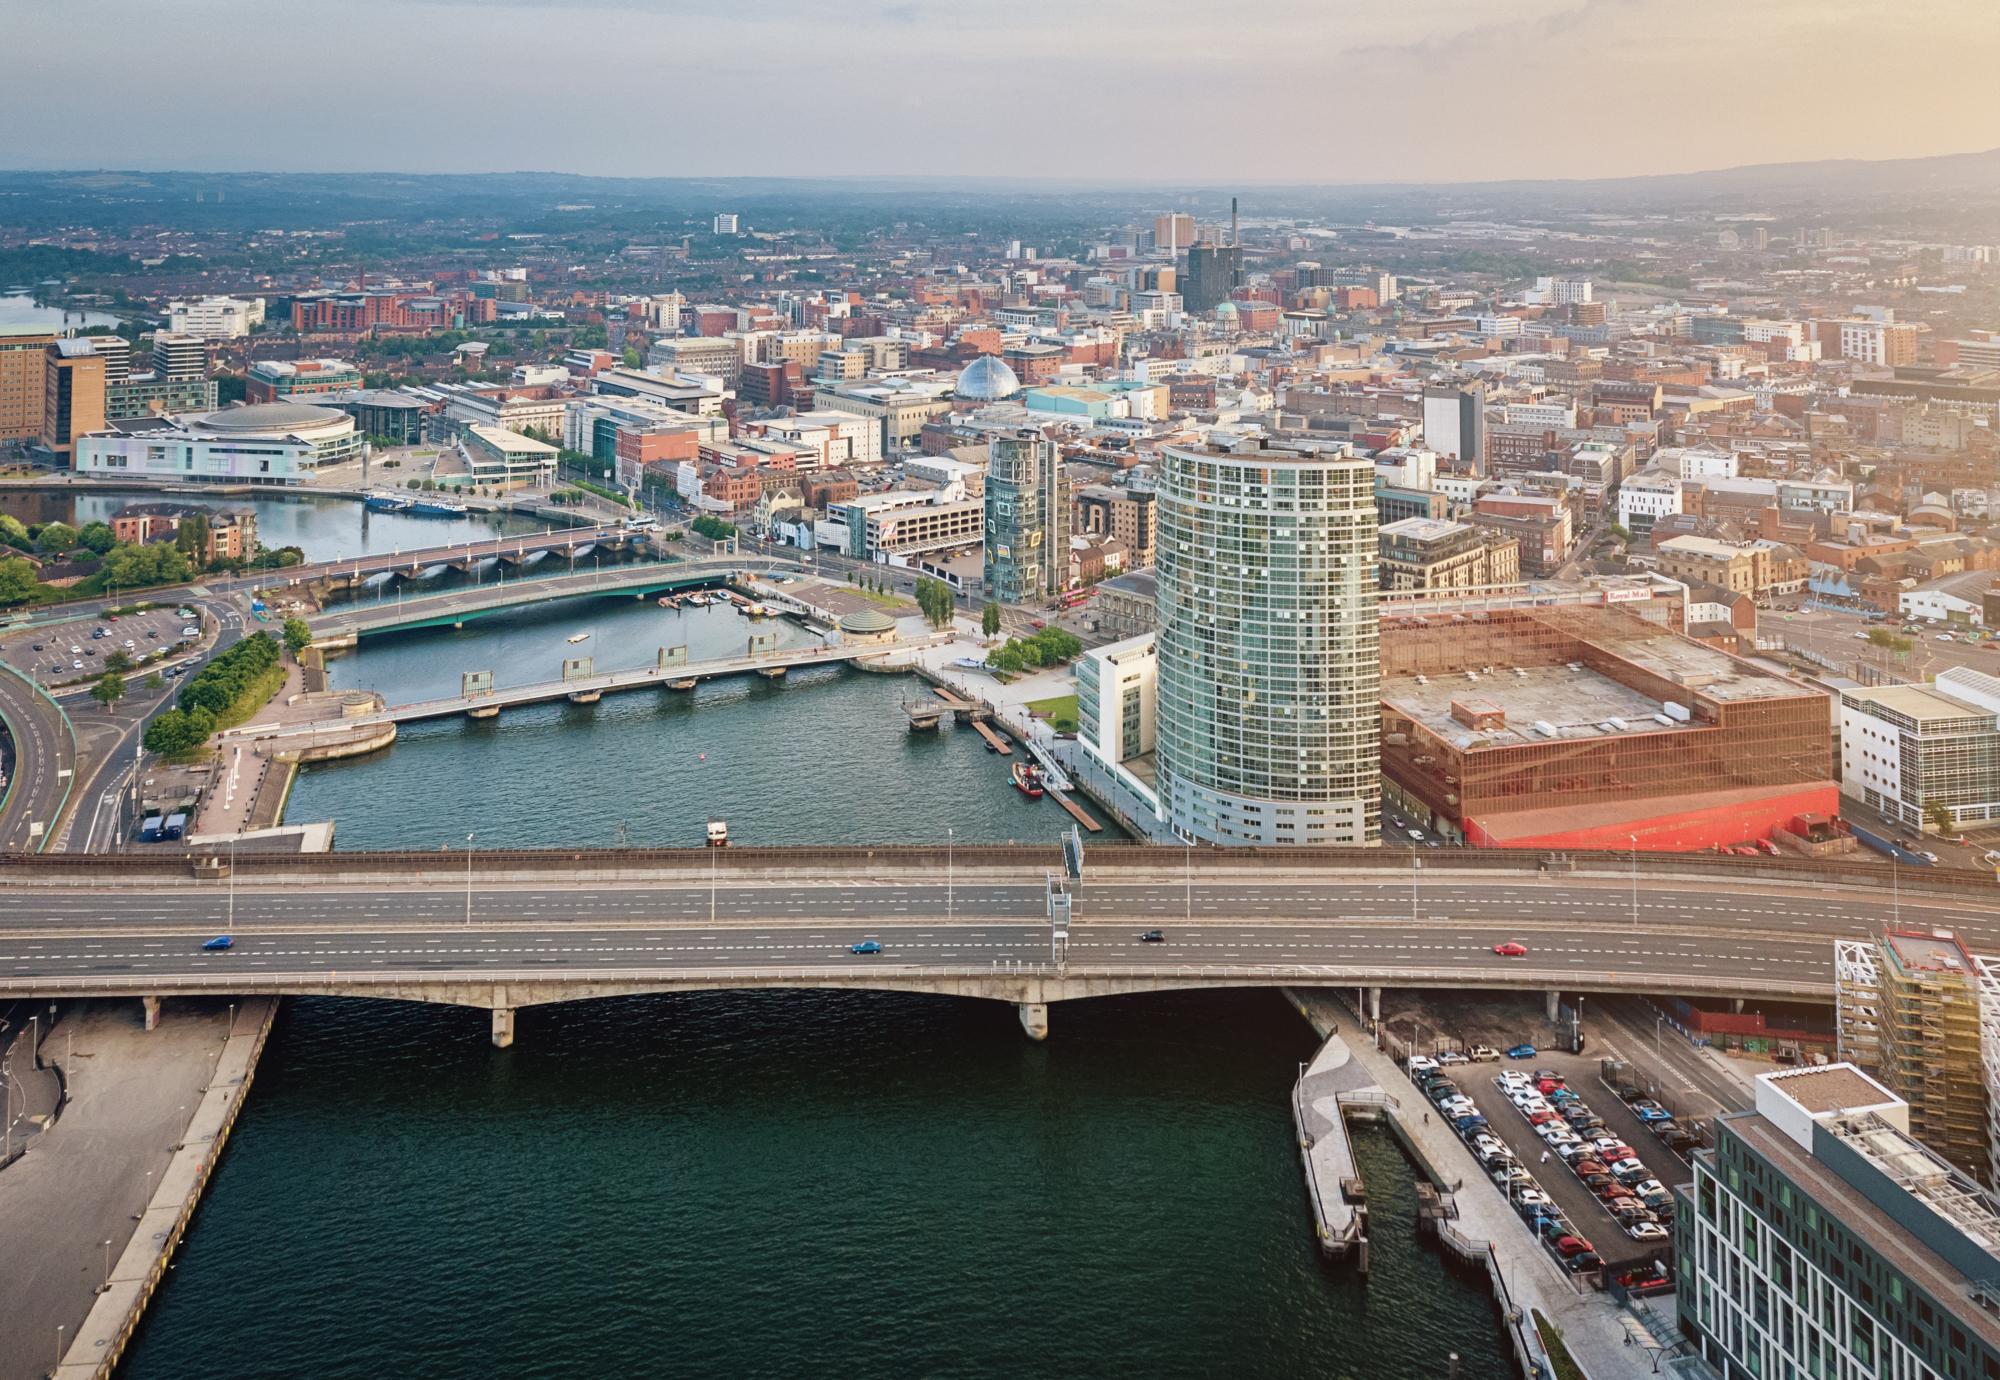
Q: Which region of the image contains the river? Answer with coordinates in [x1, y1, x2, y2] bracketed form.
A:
[100, 500, 1510, 1376]
[120, 990, 1512, 1379]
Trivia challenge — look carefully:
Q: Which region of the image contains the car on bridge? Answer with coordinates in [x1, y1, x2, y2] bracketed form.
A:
[1492, 941, 1528, 957]
[1136, 930, 1165, 943]
[850, 940, 882, 955]
[201, 935, 234, 952]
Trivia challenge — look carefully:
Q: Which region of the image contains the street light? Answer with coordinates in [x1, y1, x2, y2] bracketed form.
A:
[947, 824, 954, 924]
[464, 833, 475, 925]
[100, 1237, 113, 1293]
[1629, 834, 1639, 929]
[1184, 833, 1192, 924]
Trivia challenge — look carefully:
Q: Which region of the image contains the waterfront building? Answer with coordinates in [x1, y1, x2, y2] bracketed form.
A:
[73, 401, 364, 483]
[41, 338, 106, 460]
[1153, 434, 1380, 847]
[334, 388, 431, 445]
[1677, 1064, 2000, 1379]
[0, 331, 54, 440]
[246, 358, 362, 402]
[457, 424, 558, 488]
[443, 386, 569, 439]
[983, 430, 1069, 603]
[111, 501, 257, 563]
[1835, 930, 1999, 1183]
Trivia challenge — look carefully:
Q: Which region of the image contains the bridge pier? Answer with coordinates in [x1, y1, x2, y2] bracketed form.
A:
[491, 1007, 516, 1049]
[1366, 986, 1381, 1025]
[1732, 997, 1745, 1014]
[142, 995, 161, 1031]
[1546, 989, 1561, 1022]
[1017, 1002, 1049, 1041]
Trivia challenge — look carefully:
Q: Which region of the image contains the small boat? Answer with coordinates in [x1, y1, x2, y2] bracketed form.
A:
[364, 491, 414, 513]
[1011, 763, 1044, 799]
[657, 595, 681, 608]
[706, 819, 730, 847]
[409, 497, 469, 517]
[567, 632, 590, 644]
[687, 592, 712, 607]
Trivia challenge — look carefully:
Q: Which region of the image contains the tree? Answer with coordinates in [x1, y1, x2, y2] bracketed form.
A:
[0, 556, 35, 607]
[104, 649, 133, 674]
[283, 617, 313, 656]
[982, 602, 1001, 637]
[35, 521, 78, 554]
[0, 515, 30, 552]
[174, 513, 212, 565]
[143, 673, 164, 691]
[1867, 628, 1913, 655]
[77, 521, 116, 555]
[89, 672, 125, 708]
[1923, 799, 1955, 836]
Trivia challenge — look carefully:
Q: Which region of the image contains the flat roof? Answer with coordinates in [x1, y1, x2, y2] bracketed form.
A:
[1387, 663, 1672, 747]
[1762, 1065, 1897, 1115]
[1847, 684, 1993, 724]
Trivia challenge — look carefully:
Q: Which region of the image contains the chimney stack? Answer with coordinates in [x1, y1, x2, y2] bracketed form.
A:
[1231, 196, 1239, 248]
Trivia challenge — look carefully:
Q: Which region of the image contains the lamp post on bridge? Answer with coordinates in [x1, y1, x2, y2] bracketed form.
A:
[1629, 834, 1639, 929]
[947, 825, 954, 925]
[464, 832, 475, 925]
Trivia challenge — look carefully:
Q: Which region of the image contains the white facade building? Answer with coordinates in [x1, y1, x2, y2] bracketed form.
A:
[1616, 468, 1683, 535]
[1838, 668, 2000, 830]
[73, 402, 361, 484]
[167, 296, 265, 339]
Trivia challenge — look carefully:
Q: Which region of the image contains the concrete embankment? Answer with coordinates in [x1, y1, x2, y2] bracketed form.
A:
[1289, 1024, 1385, 1267]
[1284, 989, 1667, 1379]
[53, 998, 278, 1380]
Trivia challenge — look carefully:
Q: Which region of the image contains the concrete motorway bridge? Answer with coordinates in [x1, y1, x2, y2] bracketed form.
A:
[0, 846, 1976, 1043]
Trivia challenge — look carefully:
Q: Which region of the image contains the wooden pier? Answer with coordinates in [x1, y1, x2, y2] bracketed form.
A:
[968, 719, 1013, 755]
[1049, 789, 1102, 832]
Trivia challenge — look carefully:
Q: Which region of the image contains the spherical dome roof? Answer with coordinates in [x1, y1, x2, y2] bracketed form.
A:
[1214, 300, 1240, 319]
[839, 607, 897, 635]
[195, 402, 347, 434]
[955, 354, 1020, 401]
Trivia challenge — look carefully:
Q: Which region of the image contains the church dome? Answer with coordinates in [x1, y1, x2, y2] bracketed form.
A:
[955, 354, 1020, 401]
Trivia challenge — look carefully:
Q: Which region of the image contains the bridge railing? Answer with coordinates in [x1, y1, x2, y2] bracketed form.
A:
[0, 962, 1837, 1002]
[0, 840, 1988, 898]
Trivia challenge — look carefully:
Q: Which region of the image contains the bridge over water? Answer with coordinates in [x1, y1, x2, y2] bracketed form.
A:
[0, 846, 1980, 1043]
[305, 556, 809, 645]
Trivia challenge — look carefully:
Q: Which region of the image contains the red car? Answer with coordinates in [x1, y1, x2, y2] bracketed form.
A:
[1555, 1235, 1594, 1257]
[1493, 942, 1528, 957]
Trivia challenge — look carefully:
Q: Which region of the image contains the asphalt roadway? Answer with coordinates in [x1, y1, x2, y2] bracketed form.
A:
[0, 875, 1979, 994]
[0, 664, 75, 853]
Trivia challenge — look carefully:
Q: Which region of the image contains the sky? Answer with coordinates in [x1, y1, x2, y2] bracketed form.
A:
[5, 0, 1999, 183]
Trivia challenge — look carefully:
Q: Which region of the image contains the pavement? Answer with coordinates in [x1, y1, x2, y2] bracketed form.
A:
[0, 1003, 62, 1162]
[0, 999, 235, 1380]
[0, 870, 1982, 996]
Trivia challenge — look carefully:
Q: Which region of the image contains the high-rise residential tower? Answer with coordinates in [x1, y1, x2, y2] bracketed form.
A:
[983, 429, 1069, 603]
[1422, 381, 1487, 473]
[1154, 434, 1381, 846]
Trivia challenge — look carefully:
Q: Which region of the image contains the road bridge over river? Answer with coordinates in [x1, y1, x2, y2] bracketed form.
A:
[0, 846, 1979, 1043]
[305, 557, 811, 645]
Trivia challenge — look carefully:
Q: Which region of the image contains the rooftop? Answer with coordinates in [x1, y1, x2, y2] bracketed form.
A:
[1761, 1064, 1899, 1116]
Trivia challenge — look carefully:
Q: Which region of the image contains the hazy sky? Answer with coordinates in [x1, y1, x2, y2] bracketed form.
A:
[6, 0, 1999, 182]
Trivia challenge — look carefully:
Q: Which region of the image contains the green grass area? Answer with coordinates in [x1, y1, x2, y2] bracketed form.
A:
[1532, 1311, 1586, 1380]
[857, 588, 909, 610]
[1024, 693, 1079, 734]
[212, 664, 288, 733]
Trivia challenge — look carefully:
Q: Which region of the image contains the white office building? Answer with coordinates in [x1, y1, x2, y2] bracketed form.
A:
[73, 402, 363, 484]
[1838, 667, 2000, 830]
[166, 296, 265, 339]
[1617, 468, 1683, 535]
[1153, 434, 1380, 846]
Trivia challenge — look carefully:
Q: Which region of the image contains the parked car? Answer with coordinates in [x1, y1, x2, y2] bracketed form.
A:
[1610, 1158, 1652, 1183]
[1469, 1045, 1500, 1062]
[1505, 1044, 1537, 1059]
[1492, 942, 1528, 957]
[1437, 1051, 1470, 1066]
[1627, 1222, 1670, 1242]
[1554, 1234, 1594, 1258]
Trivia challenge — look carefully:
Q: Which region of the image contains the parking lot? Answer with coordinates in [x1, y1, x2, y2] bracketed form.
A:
[0, 604, 207, 691]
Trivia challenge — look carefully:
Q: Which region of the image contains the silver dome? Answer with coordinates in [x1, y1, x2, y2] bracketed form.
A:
[954, 354, 1021, 401]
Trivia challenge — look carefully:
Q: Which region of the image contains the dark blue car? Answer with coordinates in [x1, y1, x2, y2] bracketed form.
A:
[201, 935, 233, 952]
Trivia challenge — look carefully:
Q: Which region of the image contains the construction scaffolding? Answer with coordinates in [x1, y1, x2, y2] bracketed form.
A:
[1835, 931, 1995, 1184]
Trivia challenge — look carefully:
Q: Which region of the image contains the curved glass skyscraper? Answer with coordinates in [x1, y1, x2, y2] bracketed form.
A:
[1154, 434, 1380, 846]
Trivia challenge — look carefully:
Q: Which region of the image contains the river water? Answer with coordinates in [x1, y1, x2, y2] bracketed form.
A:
[93, 498, 1511, 1377]
[120, 991, 1512, 1380]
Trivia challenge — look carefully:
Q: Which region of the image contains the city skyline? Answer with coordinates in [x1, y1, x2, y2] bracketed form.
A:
[4, 0, 1998, 182]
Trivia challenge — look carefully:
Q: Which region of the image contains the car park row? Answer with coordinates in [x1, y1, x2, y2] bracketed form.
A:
[1489, 1066, 1675, 1247]
[1408, 1054, 1606, 1281]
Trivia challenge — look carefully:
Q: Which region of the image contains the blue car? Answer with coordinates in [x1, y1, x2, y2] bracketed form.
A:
[850, 940, 882, 955]
[1505, 1043, 1538, 1059]
[201, 935, 233, 952]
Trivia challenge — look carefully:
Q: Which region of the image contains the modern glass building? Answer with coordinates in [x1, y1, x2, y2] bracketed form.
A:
[1154, 434, 1380, 846]
[1678, 1064, 2000, 1380]
[983, 429, 1068, 604]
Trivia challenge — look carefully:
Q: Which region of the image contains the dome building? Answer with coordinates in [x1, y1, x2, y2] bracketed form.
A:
[954, 354, 1021, 402]
[72, 400, 364, 484]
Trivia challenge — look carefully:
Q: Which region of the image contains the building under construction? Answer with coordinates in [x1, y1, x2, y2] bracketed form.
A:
[1836, 931, 2000, 1184]
[1379, 604, 1835, 849]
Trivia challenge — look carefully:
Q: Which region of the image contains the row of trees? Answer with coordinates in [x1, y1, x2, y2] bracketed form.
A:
[913, 576, 955, 629]
[691, 515, 736, 541]
[143, 632, 282, 756]
[985, 626, 1083, 675]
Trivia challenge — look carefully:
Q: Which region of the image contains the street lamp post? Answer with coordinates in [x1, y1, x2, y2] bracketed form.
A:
[710, 840, 718, 925]
[947, 825, 954, 924]
[1629, 834, 1639, 929]
[1184, 834, 1192, 924]
[100, 1237, 113, 1293]
[464, 833, 475, 925]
